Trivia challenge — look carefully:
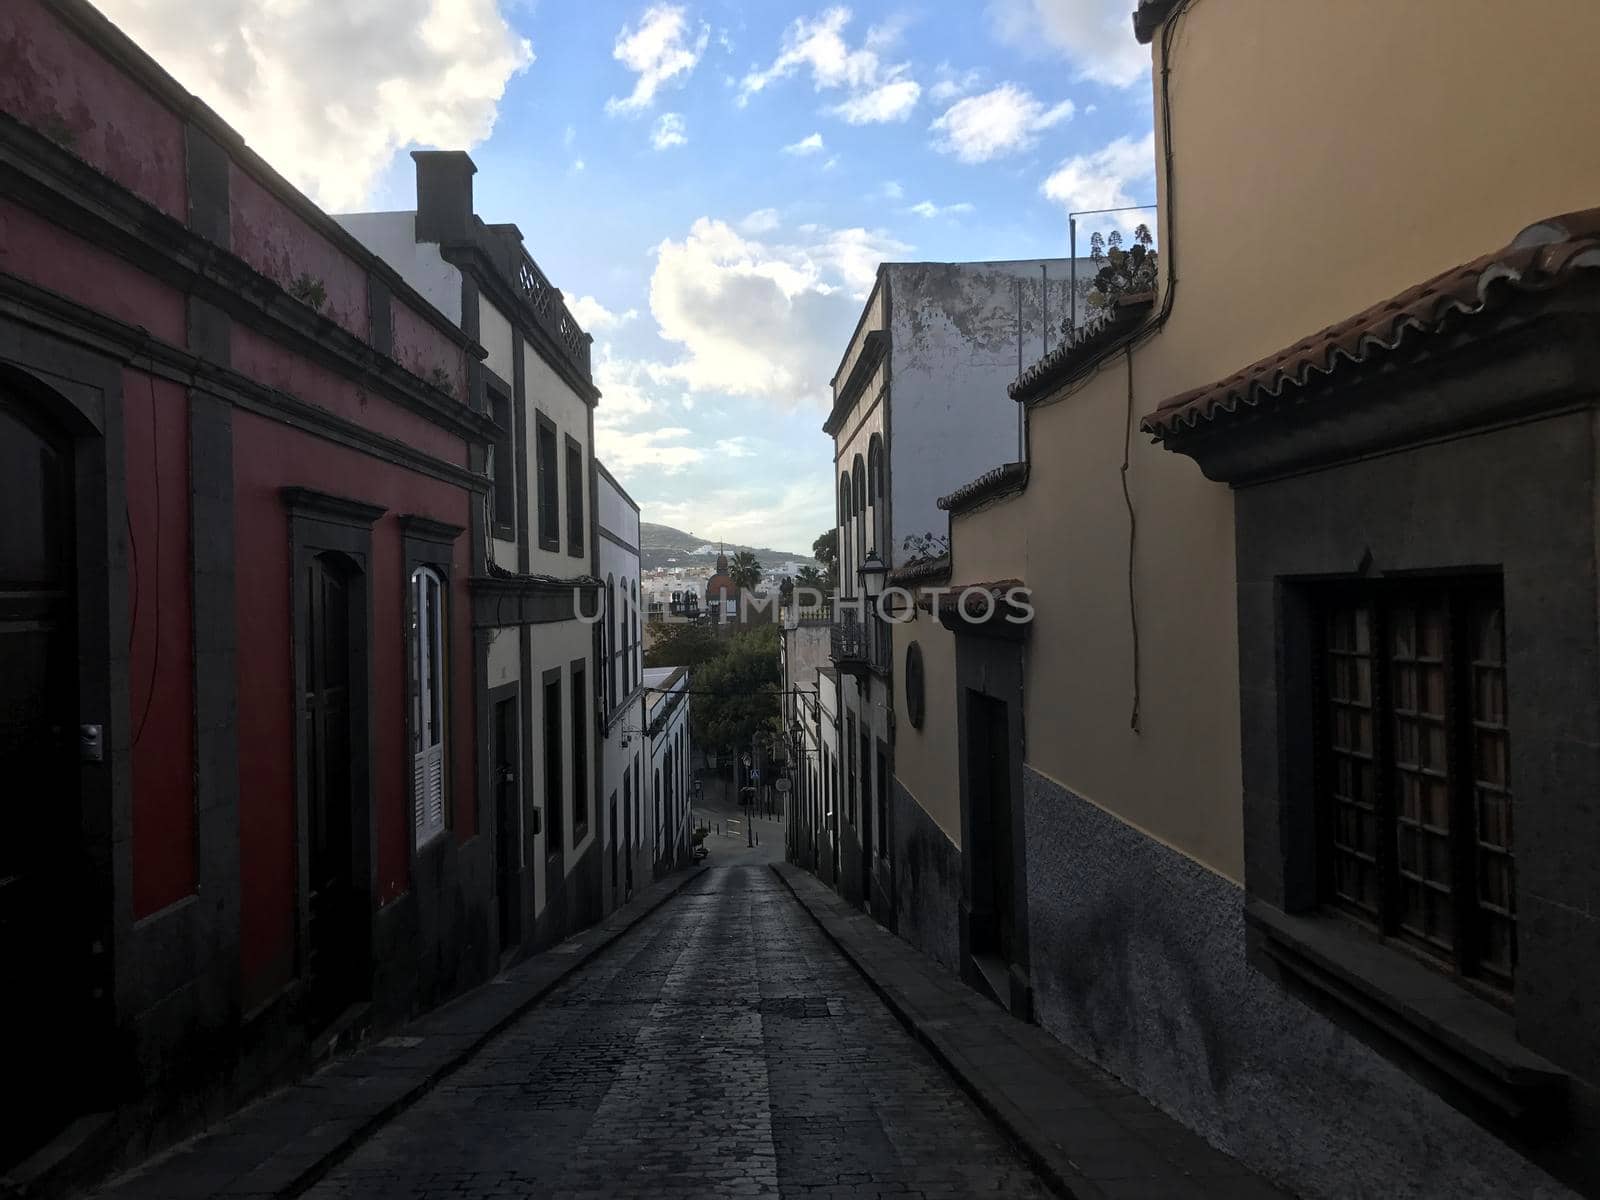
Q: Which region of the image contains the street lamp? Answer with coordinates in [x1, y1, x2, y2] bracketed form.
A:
[858, 549, 889, 603]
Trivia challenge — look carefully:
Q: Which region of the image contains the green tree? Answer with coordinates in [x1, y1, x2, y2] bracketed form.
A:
[691, 625, 780, 757]
[794, 564, 826, 591]
[812, 529, 838, 589]
[778, 575, 794, 605]
[644, 621, 721, 671]
[728, 550, 762, 591]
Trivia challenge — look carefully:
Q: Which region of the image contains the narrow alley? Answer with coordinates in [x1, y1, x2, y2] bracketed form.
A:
[303, 865, 1047, 1200]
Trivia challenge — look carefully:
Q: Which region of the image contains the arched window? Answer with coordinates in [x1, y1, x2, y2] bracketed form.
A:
[852, 454, 867, 584]
[868, 434, 885, 556]
[410, 565, 447, 847]
[606, 573, 616, 712]
[838, 471, 852, 597]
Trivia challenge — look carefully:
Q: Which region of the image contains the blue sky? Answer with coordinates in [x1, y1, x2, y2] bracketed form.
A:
[99, 0, 1158, 554]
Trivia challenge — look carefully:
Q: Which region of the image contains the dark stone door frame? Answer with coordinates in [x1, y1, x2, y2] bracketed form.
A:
[0, 321, 127, 1122]
[946, 617, 1031, 1019]
[282, 487, 383, 1023]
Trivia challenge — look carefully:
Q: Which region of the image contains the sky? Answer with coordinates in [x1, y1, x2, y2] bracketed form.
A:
[96, 0, 1158, 554]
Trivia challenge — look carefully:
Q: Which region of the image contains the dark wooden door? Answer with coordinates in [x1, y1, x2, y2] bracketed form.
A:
[0, 396, 83, 1166]
[971, 693, 1016, 964]
[623, 771, 634, 899]
[304, 553, 360, 1026]
[494, 695, 520, 951]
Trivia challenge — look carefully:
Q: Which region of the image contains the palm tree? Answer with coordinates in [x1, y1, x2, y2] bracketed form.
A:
[728, 550, 762, 592]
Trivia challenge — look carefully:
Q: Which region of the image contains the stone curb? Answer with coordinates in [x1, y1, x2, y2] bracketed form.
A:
[93, 866, 708, 1200]
[770, 861, 1291, 1200]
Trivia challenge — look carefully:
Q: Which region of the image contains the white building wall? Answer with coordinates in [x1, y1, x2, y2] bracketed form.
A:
[885, 259, 1085, 551]
[597, 463, 643, 909]
[522, 336, 593, 580]
[332, 211, 463, 324]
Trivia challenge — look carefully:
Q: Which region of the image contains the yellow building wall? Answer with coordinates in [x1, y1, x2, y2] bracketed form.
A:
[891, 608, 962, 847]
[945, 0, 1600, 883]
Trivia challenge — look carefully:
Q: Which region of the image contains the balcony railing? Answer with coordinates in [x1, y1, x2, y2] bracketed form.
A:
[517, 251, 592, 380]
[829, 616, 886, 674]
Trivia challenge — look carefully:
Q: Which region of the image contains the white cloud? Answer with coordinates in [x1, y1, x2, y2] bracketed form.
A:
[740, 208, 782, 233]
[1041, 131, 1156, 213]
[930, 84, 1073, 163]
[568, 295, 638, 331]
[784, 132, 826, 155]
[928, 65, 982, 103]
[563, 123, 577, 147]
[646, 216, 908, 408]
[986, 0, 1149, 88]
[830, 75, 920, 124]
[570, 158, 586, 172]
[652, 112, 688, 149]
[879, 180, 904, 200]
[93, 0, 533, 210]
[606, 5, 709, 115]
[908, 199, 975, 219]
[715, 436, 758, 458]
[593, 425, 706, 474]
[739, 7, 921, 124]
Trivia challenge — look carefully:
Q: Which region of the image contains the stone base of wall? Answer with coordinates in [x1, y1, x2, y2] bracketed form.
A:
[1021, 766, 1574, 1199]
[891, 780, 961, 973]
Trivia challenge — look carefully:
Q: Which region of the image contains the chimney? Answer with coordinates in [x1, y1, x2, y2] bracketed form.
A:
[411, 150, 477, 244]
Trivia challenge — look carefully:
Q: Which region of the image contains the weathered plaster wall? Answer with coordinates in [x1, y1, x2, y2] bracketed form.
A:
[887, 260, 1079, 550]
[892, 779, 961, 971]
[0, 0, 186, 219]
[230, 164, 368, 343]
[1022, 767, 1575, 1200]
[229, 324, 464, 464]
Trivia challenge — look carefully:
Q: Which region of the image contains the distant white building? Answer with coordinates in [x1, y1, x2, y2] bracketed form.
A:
[596, 462, 648, 909]
[642, 666, 693, 870]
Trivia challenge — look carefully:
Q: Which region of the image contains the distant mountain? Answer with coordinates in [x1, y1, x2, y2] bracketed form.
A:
[639, 522, 817, 572]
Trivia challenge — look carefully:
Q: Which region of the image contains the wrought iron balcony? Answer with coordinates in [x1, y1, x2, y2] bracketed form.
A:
[830, 617, 886, 676]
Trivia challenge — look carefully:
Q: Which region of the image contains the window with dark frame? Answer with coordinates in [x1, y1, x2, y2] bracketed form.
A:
[535, 412, 559, 552]
[488, 388, 516, 537]
[565, 435, 585, 557]
[571, 662, 589, 837]
[846, 714, 857, 825]
[543, 670, 563, 856]
[1317, 575, 1515, 994]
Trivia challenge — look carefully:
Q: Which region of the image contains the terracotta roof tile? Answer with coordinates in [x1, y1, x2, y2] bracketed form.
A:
[1009, 292, 1155, 404]
[938, 461, 1028, 513]
[1141, 209, 1600, 442]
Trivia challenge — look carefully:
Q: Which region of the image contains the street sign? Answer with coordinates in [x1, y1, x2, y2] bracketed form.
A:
[775, 779, 791, 794]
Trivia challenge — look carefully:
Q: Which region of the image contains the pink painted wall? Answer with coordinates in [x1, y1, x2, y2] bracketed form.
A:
[230, 164, 369, 341]
[233, 410, 475, 1007]
[230, 324, 466, 465]
[0, 200, 186, 344]
[125, 368, 197, 917]
[0, 0, 186, 220]
[392, 299, 467, 405]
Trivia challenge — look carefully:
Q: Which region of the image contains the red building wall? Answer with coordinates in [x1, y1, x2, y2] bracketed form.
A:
[230, 164, 369, 342]
[0, 0, 186, 221]
[232, 408, 475, 1007]
[0, 199, 186, 343]
[124, 367, 197, 918]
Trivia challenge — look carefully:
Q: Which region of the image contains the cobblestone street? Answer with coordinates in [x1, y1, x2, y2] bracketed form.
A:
[303, 866, 1048, 1200]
